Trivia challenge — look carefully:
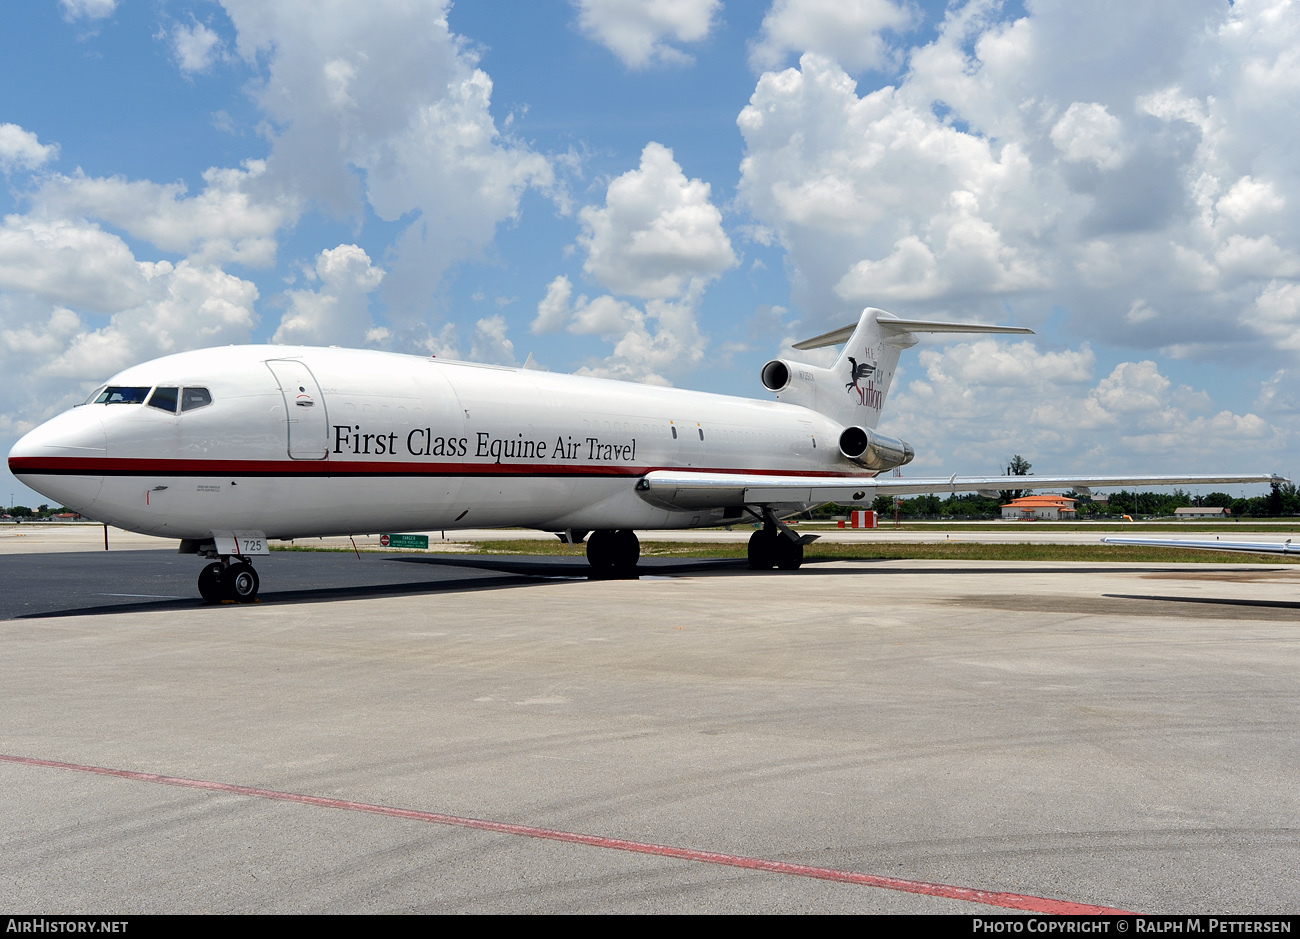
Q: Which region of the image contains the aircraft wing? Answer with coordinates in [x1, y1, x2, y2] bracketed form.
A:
[1102, 537, 1300, 556]
[636, 471, 1287, 510]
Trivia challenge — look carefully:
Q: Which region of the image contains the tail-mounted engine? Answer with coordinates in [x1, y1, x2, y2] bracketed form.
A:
[760, 359, 795, 392]
[839, 425, 915, 472]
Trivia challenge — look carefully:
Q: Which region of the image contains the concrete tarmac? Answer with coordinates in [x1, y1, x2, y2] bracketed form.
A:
[2, 549, 1298, 913]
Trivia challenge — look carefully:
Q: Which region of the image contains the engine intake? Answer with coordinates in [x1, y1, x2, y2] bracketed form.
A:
[760, 359, 792, 392]
[839, 426, 915, 471]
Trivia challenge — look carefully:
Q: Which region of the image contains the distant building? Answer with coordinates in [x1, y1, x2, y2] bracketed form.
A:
[1001, 495, 1078, 521]
[1174, 507, 1230, 518]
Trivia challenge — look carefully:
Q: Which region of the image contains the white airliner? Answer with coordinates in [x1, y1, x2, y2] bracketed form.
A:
[7, 307, 1283, 602]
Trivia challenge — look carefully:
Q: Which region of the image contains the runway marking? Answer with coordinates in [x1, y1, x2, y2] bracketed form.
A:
[1, 752, 1132, 914]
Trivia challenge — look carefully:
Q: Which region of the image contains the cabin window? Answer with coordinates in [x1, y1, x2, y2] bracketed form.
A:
[181, 387, 213, 411]
[147, 387, 179, 413]
[95, 386, 151, 405]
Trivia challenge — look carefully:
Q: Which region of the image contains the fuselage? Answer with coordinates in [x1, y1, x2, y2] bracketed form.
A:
[8, 345, 871, 541]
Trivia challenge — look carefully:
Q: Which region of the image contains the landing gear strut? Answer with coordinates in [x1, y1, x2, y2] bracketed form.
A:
[586, 529, 640, 575]
[197, 557, 260, 603]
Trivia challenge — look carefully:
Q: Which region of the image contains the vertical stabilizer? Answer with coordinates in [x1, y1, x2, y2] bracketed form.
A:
[783, 308, 1032, 429]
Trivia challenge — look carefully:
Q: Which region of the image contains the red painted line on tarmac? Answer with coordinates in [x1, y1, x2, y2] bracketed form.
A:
[0, 752, 1133, 915]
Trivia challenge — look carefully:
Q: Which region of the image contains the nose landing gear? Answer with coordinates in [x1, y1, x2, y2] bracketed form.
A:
[197, 558, 261, 603]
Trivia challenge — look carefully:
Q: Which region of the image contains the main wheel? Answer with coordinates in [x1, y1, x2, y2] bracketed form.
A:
[748, 529, 778, 570]
[586, 529, 616, 569]
[224, 561, 260, 603]
[774, 537, 804, 570]
[586, 529, 640, 574]
[611, 529, 640, 571]
[197, 562, 225, 602]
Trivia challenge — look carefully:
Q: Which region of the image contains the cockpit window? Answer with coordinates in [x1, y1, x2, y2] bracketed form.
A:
[181, 387, 212, 411]
[147, 387, 179, 413]
[79, 385, 107, 406]
[95, 386, 151, 405]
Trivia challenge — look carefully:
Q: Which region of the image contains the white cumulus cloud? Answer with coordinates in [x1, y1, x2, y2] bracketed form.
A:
[531, 275, 705, 385]
[272, 244, 385, 347]
[736, 1, 1300, 375]
[60, 0, 116, 21]
[750, 0, 915, 74]
[170, 21, 226, 75]
[0, 216, 149, 313]
[34, 161, 294, 268]
[0, 124, 58, 173]
[532, 142, 733, 383]
[1050, 102, 1125, 170]
[220, 0, 553, 327]
[883, 341, 1279, 475]
[574, 0, 720, 69]
[469, 314, 517, 365]
[579, 142, 736, 299]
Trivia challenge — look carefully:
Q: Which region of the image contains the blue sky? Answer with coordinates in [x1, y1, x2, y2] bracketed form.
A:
[3, 0, 1297, 506]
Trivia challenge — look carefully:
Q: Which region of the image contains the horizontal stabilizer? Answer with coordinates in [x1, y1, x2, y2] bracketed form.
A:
[1102, 537, 1300, 556]
[792, 312, 1033, 350]
[637, 471, 1287, 510]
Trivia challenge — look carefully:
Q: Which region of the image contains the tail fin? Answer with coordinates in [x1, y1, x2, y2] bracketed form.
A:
[774, 308, 1032, 429]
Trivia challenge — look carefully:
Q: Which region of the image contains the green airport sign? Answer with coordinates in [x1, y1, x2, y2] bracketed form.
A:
[380, 533, 428, 549]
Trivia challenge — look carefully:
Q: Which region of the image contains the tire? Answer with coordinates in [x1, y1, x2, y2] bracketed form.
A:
[775, 537, 804, 570]
[748, 529, 777, 570]
[611, 529, 640, 571]
[197, 562, 225, 603]
[586, 530, 616, 569]
[225, 561, 260, 603]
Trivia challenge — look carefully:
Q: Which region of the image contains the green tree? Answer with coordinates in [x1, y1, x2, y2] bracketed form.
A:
[999, 454, 1033, 505]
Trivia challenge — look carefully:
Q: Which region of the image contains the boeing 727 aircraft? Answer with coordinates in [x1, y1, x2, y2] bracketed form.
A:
[7, 307, 1283, 602]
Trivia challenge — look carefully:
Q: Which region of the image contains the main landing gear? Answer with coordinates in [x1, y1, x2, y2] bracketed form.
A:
[747, 507, 814, 571]
[586, 529, 640, 576]
[197, 557, 260, 603]
[748, 528, 804, 570]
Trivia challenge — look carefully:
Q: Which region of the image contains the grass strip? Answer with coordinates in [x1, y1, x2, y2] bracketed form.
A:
[463, 539, 1300, 564]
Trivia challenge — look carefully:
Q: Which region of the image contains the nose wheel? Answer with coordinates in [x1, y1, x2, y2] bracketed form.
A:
[198, 558, 260, 603]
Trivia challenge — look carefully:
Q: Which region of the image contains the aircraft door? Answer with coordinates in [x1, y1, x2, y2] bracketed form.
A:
[265, 359, 329, 459]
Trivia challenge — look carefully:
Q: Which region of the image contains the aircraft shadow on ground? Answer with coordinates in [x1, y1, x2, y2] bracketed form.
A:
[389, 554, 750, 578]
[12, 555, 749, 620]
[12, 552, 1285, 621]
[1104, 593, 1300, 612]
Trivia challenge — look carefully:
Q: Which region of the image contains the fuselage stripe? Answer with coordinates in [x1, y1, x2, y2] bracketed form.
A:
[7, 457, 865, 480]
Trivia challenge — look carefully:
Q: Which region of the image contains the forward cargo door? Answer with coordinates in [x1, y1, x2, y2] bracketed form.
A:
[265, 359, 329, 459]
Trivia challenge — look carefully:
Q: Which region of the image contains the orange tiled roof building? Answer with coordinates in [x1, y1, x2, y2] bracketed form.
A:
[1001, 495, 1077, 520]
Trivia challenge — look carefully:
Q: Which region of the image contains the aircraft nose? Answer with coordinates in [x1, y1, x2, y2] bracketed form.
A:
[8, 408, 108, 510]
[9, 408, 107, 465]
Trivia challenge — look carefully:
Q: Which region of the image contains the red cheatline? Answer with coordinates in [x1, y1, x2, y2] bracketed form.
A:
[0, 752, 1132, 914]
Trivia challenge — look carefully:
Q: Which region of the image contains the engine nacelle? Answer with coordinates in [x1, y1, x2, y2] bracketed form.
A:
[838, 426, 915, 471]
[760, 358, 794, 392]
